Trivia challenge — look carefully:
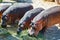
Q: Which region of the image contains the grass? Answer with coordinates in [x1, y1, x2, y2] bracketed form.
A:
[0, 26, 45, 40]
[16, 30, 45, 40]
[0, 0, 2, 2]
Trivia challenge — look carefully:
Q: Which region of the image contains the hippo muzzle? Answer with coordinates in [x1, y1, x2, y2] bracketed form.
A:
[17, 23, 24, 34]
[1, 15, 7, 28]
[28, 22, 38, 37]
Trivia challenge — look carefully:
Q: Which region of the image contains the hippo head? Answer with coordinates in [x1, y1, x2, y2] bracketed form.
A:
[28, 22, 39, 37]
[17, 22, 27, 34]
[1, 15, 8, 28]
[28, 19, 46, 37]
[17, 20, 32, 34]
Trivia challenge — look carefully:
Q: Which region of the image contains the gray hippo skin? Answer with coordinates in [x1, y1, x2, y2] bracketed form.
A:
[28, 6, 60, 36]
[0, 4, 12, 22]
[17, 7, 44, 34]
[1, 3, 33, 28]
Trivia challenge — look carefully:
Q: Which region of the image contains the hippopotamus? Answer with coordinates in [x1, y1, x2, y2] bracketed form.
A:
[0, 4, 11, 22]
[17, 8, 44, 34]
[28, 6, 60, 36]
[1, 3, 33, 28]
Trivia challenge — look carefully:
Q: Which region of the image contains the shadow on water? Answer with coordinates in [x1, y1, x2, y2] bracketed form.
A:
[5, 35, 19, 40]
[33, 25, 60, 40]
[1, 24, 60, 40]
[0, 35, 19, 40]
[44, 25, 60, 40]
[0, 28, 19, 40]
[8, 26, 45, 40]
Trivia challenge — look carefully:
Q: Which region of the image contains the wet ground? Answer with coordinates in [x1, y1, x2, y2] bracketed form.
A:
[0, 27, 44, 40]
[45, 24, 60, 40]
[0, 24, 60, 40]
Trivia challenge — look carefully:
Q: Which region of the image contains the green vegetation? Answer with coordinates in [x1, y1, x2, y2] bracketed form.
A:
[17, 30, 45, 40]
[0, 0, 2, 2]
[0, 26, 45, 40]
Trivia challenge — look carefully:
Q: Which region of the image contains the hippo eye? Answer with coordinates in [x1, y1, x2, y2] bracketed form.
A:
[32, 24, 36, 30]
[30, 22, 34, 26]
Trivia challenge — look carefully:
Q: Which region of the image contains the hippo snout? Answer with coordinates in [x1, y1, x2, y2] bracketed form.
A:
[28, 33, 35, 37]
[17, 27, 23, 34]
[28, 33, 37, 37]
[1, 20, 7, 28]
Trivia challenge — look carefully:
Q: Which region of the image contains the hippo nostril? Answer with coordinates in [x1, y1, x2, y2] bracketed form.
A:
[32, 27, 36, 30]
[1, 24, 7, 28]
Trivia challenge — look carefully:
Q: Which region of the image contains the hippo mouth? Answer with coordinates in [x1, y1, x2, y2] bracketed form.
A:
[1, 24, 7, 28]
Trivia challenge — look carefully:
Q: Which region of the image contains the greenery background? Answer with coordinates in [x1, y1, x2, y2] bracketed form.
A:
[0, 0, 2, 2]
